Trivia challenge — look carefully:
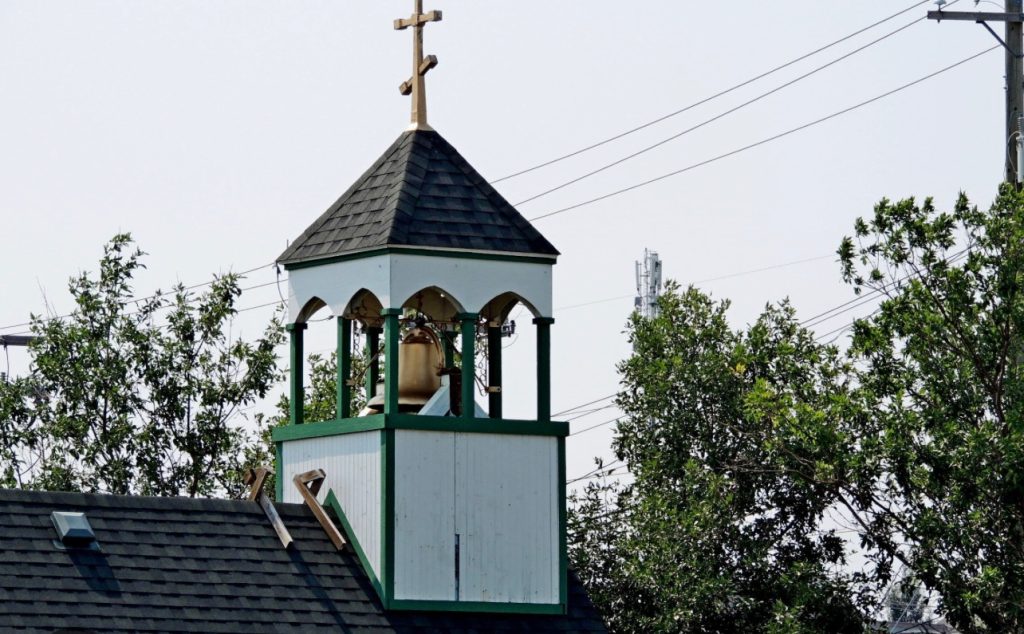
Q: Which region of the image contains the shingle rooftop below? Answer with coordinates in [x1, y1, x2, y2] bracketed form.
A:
[277, 129, 559, 267]
[0, 488, 605, 633]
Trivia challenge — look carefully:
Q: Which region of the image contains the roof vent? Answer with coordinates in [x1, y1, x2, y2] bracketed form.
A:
[51, 511, 98, 549]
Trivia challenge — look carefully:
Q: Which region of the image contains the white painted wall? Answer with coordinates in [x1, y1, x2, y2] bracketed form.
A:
[394, 430, 457, 601]
[281, 431, 383, 580]
[392, 429, 560, 605]
[455, 433, 560, 604]
[288, 251, 553, 320]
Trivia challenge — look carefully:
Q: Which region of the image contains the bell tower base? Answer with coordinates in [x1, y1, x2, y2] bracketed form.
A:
[273, 414, 568, 614]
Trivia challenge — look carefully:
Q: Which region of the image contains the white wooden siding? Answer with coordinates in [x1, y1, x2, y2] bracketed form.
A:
[281, 431, 382, 579]
[393, 430, 457, 601]
[455, 433, 559, 604]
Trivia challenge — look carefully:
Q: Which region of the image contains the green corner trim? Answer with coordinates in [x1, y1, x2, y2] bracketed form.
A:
[380, 308, 403, 317]
[532, 317, 556, 326]
[272, 415, 568, 442]
[282, 247, 557, 271]
[323, 489, 385, 601]
[385, 599, 565, 615]
[274, 441, 283, 501]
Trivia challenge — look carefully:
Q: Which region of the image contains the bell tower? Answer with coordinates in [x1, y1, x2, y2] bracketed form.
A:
[272, 1, 566, 614]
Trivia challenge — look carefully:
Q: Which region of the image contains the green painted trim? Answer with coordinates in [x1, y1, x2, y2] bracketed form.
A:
[383, 311, 400, 415]
[324, 489, 385, 601]
[338, 317, 352, 419]
[459, 314, 477, 420]
[386, 599, 565, 615]
[534, 318, 553, 423]
[390, 414, 569, 437]
[288, 322, 307, 425]
[487, 326, 502, 419]
[282, 247, 557, 271]
[558, 435, 568, 609]
[382, 428, 396, 606]
[274, 441, 283, 501]
[271, 415, 386, 442]
[272, 414, 568, 442]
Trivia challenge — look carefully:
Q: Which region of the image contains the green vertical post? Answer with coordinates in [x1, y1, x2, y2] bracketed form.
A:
[487, 324, 502, 419]
[458, 313, 478, 419]
[286, 322, 307, 425]
[337, 317, 352, 419]
[534, 317, 554, 422]
[366, 326, 382, 400]
[382, 309, 402, 416]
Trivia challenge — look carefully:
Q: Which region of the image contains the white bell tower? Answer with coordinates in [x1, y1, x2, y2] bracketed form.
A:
[272, 1, 567, 614]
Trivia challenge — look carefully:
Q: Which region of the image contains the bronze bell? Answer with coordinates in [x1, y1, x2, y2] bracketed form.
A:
[361, 325, 443, 415]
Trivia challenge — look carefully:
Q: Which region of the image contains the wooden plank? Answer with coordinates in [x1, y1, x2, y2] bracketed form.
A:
[293, 469, 348, 551]
[243, 466, 293, 549]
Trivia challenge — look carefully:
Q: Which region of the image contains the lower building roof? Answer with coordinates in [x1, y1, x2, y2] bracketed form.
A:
[0, 488, 606, 633]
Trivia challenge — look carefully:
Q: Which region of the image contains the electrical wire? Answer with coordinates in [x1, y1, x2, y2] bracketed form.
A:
[528, 46, 999, 223]
[492, 0, 933, 184]
[553, 394, 616, 417]
[513, 13, 930, 207]
[570, 415, 622, 437]
[0, 262, 277, 332]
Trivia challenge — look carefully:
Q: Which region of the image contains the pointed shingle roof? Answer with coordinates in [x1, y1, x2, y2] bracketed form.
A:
[278, 129, 559, 267]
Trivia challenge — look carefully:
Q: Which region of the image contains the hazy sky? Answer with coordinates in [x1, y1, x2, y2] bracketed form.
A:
[0, 0, 1006, 486]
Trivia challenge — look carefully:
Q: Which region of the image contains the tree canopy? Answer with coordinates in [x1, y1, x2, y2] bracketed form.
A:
[0, 234, 283, 497]
[571, 187, 1024, 633]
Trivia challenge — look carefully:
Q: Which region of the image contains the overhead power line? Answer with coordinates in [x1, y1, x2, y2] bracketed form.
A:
[493, 0, 933, 184]
[0, 263, 278, 333]
[528, 45, 999, 223]
[514, 11, 933, 207]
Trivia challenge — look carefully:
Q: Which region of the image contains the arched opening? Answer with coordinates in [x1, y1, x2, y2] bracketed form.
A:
[477, 292, 552, 422]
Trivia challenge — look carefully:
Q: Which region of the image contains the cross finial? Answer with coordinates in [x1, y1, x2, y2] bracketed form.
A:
[395, 0, 442, 130]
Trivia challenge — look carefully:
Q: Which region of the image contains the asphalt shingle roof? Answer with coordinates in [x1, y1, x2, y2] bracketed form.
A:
[0, 488, 605, 633]
[277, 129, 559, 266]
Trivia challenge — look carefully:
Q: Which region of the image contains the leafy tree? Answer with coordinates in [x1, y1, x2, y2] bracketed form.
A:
[571, 285, 867, 633]
[0, 234, 284, 497]
[838, 186, 1024, 632]
[571, 186, 1024, 632]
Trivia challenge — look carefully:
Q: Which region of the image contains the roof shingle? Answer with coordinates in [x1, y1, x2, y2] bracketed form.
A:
[0, 488, 605, 633]
[278, 129, 559, 266]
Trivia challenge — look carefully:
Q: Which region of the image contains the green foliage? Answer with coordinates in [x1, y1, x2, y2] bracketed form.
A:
[0, 234, 284, 497]
[571, 285, 865, 633]
[838, 187, 1024, 632]
[572, 187, 1024, 632]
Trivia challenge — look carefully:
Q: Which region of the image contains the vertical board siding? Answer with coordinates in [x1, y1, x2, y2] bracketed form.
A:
[455, 433, 560, 605]
[393, 430, 457, 601]
[281, 431, 382, 577]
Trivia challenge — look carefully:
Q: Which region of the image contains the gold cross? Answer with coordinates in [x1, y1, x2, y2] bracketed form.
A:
[395, 0, 442, 130]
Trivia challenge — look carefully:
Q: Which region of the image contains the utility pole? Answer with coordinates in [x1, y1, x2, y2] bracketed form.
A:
[928, 2, 1024, 184]
[634, 249, 663, 320]
[1008, 0, 1023, 183]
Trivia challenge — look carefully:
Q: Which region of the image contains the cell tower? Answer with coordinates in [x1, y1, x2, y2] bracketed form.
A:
[635, 249, 663, 319]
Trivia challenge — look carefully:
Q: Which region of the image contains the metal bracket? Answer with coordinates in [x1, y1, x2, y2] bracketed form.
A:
[293, 469, 347, 551]
[244, 466, 293, 549]
[979, 21, 1024, 58]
